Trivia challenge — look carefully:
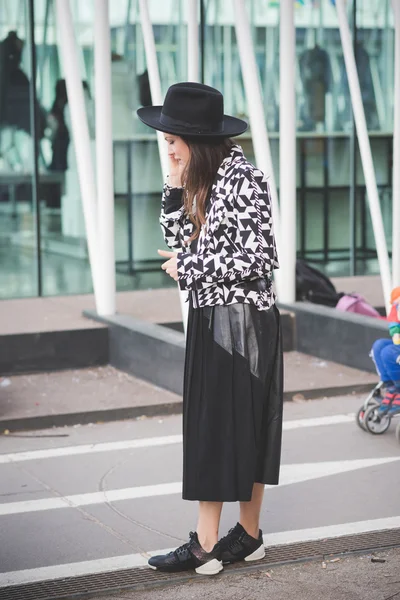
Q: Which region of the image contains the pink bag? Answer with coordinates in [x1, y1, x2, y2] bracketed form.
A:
[336, 293, 380, 318]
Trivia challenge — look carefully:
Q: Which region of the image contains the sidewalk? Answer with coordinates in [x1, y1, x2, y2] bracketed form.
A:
[0, 276, 386, 336]
[0, 279, 386, 336]
[332, 275, 384, 308]
[0, 351, 378, 431]
[0, 289, 182, 335]
[73, 548, 400, 600]
[0, 287, 380, 431]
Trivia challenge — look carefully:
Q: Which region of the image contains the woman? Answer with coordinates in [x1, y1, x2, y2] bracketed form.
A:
[137, 82, 283, 576]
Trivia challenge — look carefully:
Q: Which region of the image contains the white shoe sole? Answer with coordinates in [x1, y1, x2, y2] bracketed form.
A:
[148, 559, 223, 576]
[195, 558, 223, 575]
[244, 544, 266, 562]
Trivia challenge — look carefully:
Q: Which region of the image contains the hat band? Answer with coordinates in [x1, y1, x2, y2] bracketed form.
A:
[160, 112, 224, 134]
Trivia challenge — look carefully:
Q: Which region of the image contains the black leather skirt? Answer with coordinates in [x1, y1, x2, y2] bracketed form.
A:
[182, 300, 283, 502]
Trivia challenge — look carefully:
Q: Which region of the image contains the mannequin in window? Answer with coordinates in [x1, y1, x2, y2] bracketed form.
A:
[299, 43, 332, 131]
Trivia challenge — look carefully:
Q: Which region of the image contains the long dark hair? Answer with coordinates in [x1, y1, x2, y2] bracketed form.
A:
[181, 137, 234, 242]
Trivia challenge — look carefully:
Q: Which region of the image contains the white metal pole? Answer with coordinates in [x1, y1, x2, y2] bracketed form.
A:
[224, 24, 233, 115]
[279, 0, 296, 304]
[187, 0, 199, 82]
[392, 0, 400, 286]
[138, 0, 169, 177]
[336, 0, 392, 313]
[233, 0, 282, 297]
[55, 0, 101, 303]
[94, 0, 116, 316]
[139, 0, 189, 327]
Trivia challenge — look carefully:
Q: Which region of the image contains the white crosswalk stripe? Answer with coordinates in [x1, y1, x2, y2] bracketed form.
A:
[0, 434, 183, 464]
[1, 457, 399, 516]
[0, 414, 355, 464]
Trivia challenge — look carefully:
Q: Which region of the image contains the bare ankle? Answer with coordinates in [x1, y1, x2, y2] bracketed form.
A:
[240, 522, 259, 539]
[197, 532, 218, 553]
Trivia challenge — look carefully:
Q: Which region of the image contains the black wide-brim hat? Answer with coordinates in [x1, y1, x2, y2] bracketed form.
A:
[137, 82, 248, 138]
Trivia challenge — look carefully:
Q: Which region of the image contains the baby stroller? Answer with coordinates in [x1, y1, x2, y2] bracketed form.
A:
[357, 381, 400, 439]
[357, 287, 400, 441]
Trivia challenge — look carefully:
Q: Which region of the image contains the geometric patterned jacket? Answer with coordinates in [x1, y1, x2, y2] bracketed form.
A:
[159, 145, 279, 311]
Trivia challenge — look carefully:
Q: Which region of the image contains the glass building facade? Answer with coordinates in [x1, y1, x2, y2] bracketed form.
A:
[0, 0, 396, 299]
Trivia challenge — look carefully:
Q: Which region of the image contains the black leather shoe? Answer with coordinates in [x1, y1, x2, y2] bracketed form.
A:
[219, 523, 265, 564]
[148, 531, 223, 575]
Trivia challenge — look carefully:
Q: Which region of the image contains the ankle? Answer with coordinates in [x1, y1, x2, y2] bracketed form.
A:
[239, 522, 259, 540]
[197, 532, 218, 553]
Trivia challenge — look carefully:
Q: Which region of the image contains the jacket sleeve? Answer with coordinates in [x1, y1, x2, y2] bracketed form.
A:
[176, 168, 279, 291]
[159, 183, 186, 250]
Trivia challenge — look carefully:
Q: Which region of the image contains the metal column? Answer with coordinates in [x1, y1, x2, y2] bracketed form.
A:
[200, 0, 205, 83]
[94, 0, 116, 316]
[55, 0, 100, 302]
[392, 0, 400, 286]
[28, 0, 42, 297]
[138, 0, 188, 327]
[279, 0, 296, 303]
[233, 0, 282, 298]
[349, 0, 357, 276]
[38, 0, 51, 99]
[336, 0, 392, 312]
[124, 0, 133, 57]
[138, 0, 168, 176]
[187, 0, 199, 82]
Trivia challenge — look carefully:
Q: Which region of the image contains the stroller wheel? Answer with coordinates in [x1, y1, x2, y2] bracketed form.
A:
[356, 405, 368, 431]
[364, 405, 391, 434]
[356, 396, 380, 431]
[396, 422, 400, 444]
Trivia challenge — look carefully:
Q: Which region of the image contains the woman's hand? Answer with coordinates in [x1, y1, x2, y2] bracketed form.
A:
[164, 134, 189, 186]
[158, 249, 179, 281]
[168, 154, 184, 188]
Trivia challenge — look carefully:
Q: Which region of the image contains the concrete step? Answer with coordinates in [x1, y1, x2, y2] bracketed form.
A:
[0, 297, 108, 376]
[0, 355, 378, 432]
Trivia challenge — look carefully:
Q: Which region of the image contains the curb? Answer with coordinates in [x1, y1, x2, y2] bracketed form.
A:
[1, 528, 399, 596]
[0, 383, 374, 433]
[284, 382, 375, 402]
[0, 402, 182, 433]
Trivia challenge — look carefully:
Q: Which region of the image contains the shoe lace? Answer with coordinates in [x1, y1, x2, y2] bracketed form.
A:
[218, 527, 235, 545]
[174, 532, 196, 557]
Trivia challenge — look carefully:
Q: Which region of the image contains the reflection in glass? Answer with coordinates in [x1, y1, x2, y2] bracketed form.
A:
[0, 2, 40, 298]
[298, 42, 333, 133]
[0, 0, 397, 299]
[114, 0, 188, 277]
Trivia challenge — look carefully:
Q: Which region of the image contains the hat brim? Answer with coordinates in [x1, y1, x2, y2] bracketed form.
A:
[137, 106, 248, 138]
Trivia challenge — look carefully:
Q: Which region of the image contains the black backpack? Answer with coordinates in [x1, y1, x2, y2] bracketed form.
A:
[296, 260, 342, 307]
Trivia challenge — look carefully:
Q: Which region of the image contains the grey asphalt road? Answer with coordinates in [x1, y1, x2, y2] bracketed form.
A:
[0, 393, 399, 590]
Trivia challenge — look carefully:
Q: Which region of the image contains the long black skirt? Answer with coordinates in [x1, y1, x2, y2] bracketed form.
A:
[182, 301, 283, 502]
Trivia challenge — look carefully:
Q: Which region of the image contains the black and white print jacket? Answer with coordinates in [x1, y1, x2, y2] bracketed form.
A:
[159, 145, 279, 311]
